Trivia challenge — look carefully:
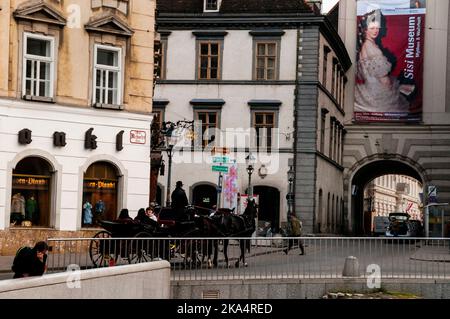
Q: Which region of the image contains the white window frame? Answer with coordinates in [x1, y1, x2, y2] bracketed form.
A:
[22, 32, 55, 99]
[93, 44, 123, 106]
[204, 0, 221, 12]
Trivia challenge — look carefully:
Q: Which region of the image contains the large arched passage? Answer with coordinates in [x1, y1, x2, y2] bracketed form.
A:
[349, 159, 424, 235]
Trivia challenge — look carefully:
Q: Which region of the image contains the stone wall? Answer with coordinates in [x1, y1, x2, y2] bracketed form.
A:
[0, 228, 100, 255]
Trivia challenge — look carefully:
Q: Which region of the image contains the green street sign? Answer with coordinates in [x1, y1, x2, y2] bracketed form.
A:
[212, 156, 229, 164]
[212, 165, 229, 173]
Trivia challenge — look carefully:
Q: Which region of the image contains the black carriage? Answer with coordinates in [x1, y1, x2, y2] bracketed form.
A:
[89, 206, 206, 268]
[89, 220, 169, 267]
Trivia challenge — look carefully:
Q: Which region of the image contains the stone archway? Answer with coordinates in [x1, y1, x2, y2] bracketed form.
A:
[344, 155, 428, 235]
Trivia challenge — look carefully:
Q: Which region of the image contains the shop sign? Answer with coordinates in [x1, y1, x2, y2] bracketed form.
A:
[84, 180, 116, 190]
[130, 130, 146, 144]
[13, 176, 48, 187]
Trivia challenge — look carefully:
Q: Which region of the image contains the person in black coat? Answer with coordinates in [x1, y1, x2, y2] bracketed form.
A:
[12, 241, 48, 278]
[171, 181, 189, 219]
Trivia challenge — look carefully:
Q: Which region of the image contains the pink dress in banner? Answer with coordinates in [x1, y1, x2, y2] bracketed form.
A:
[355, 40, 410, 113]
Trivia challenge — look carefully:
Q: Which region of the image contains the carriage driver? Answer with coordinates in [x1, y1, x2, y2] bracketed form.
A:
[171, 181, 189, 220]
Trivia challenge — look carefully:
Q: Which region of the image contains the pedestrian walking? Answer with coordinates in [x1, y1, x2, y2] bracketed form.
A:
[284, 213, 305, 255]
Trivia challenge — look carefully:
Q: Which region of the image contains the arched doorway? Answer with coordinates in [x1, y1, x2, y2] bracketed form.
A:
[11, 156, 53, 227]
[192, 184, 217, 209]
[349, 160, 424, 235]
[253, 186, 280, 231]
[82, 161, 119, 226]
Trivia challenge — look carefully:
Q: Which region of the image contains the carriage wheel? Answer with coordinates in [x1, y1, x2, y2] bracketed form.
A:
[89, 231, 118, 268]
[127, 231, 153, 264]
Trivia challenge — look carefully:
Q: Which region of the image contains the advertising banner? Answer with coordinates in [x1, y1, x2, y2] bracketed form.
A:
[354, 0, 426, 122]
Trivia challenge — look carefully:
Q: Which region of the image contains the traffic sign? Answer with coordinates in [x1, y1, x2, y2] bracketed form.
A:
[212, 156, 229, 164]
[212, 165, 229, 173]
[211, 147, 230, 154]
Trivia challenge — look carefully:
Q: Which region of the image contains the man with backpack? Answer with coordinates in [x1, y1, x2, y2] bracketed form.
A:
[284, 213, 305, 255]
[12, 241, 49, 278]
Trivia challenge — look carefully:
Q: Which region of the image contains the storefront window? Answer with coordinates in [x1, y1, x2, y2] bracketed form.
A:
[11, 157, 52, 227]
[82, 161, 118, 227]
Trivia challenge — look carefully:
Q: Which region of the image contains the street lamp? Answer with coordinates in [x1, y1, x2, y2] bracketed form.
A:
[287, 166, 295, 216]
[158, 120, 194, 207]
[164, 130, 177, 207]
[246, 153, 256, 198]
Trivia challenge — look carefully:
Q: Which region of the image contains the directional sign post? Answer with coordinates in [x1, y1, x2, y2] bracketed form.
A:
[212, 156, 229, 164]
[212, 165, 229, 173]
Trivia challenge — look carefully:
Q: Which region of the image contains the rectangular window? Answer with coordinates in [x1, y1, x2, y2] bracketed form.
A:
[320, 114, 326, 153]
[93, 44, 122, 106]
[205, 0, 218, 10]
[331, 61, 336, 96]
[23, 33, 55, 98]
[154, 39, 167, 80]
[253, 112, 275, 151]
[195, 111, 218, 148]
[153, 109, 165, 130]
[322, 47, 329, 88]
[255, 42, 277, 80]
[198, 41, 220, 80]
[329, 118, 334, 158]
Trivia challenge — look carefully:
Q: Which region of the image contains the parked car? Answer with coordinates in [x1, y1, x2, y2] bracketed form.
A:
[373, 216, 390, 236]
[385, 212, 412, 237]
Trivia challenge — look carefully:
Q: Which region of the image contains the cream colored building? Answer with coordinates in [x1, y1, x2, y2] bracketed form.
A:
[0, 0, 156, 254]
[364, 175, 423, 233]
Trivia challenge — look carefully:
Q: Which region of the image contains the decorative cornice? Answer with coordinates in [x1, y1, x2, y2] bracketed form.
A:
[153, 99, 170, 108]
[190, 99, 226, 108]
[248, 100, 282, 109]
[13, 1, 66, 27]
[249, 29, 285, 37]
[85, 14, 134, 37]
[192, 30, 228, 37]
[158, 30, 172, 37]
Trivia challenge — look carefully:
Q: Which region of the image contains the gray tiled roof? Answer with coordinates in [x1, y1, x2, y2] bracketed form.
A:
[157, 0, 313, 14]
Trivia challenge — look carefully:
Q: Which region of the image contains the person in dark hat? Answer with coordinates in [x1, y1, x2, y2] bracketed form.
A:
[171, 181, 189, 219]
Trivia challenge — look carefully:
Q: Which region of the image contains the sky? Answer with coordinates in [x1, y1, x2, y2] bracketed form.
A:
[322, 0, 340, 13]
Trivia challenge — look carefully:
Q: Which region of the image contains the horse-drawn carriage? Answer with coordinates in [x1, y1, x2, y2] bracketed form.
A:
[89, 206, 205, 267]
[88, 200, 259, 268]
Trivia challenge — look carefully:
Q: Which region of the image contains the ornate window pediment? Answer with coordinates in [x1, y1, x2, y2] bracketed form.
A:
[85, 14, 133, 37]
[13, 1, 66, 27]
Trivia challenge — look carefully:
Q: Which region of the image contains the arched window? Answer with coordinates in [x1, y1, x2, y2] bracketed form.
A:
[11, 157, 53, 227]
[82, 161, 119, 226]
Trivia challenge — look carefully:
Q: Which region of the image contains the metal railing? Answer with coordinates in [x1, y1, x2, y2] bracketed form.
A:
[46, 237, 450, 281]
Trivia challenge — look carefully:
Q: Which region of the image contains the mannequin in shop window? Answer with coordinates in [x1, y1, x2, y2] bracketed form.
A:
[11, 193, 26, 225]
[83, 200, 93, 226]
[94, 199, 106, 223]
[25, 195, 37, 224]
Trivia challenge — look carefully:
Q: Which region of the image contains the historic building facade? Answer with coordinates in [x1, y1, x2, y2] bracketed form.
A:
[154, 0, 350, 233]
[338, 0, 450, 235]
[0, 0, 156, 253]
